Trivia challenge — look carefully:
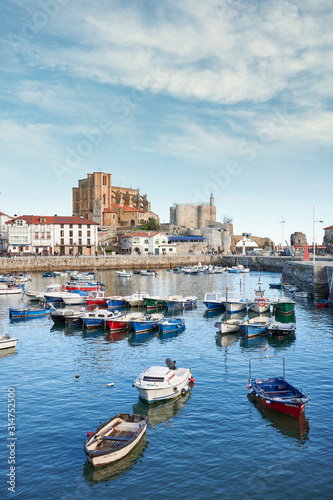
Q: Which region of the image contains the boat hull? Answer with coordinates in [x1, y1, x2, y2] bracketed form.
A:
[0, 338, 18, 349]
[9, 308, 52, 318]
[203, 301, 225, 311]
[240, 323, 270, 338]
[135, 370, 191, 403]
[273, 303, 295, 314]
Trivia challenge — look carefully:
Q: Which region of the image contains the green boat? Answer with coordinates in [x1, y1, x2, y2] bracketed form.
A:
[143, 296, 167, 310]
[272, 297, 295, 315]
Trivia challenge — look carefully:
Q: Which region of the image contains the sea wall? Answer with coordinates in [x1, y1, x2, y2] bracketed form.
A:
[0, 254, 220, 273]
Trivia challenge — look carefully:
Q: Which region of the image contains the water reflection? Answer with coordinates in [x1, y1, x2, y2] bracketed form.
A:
[132, 390, 191, 427]
[0, 347, 18, 359]
[274, 311, 296, 324]
[247, 394, 309, 444]
[83, 434, 148, 483]
[128, 331, 155, 345]
[106, 330, 129, 342]
[267, 332, 296, 350]
[215, 332, 241, 348]
[239, 334, 268, 349]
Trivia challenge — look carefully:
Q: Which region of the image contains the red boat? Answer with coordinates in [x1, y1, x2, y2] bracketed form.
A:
[247, 356, 309, 419]
[85, 290, 108, 307]
[65, 282, 100, 292]
[106, 312, 144, 332]
[314, 298, 328, 309]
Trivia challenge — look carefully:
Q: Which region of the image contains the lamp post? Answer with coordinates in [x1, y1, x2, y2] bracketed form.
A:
[313, 205, 323, 265]
[279, 218, 285, 252]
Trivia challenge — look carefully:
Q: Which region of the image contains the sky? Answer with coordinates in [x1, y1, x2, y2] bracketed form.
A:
[0, 0, 332, 246]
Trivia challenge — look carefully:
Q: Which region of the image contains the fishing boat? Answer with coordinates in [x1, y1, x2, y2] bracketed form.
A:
[215, 318, 244, 334]
[271, 296, 296, 315]
[84, 413, 148, 467]
[125, 292, 149, 307]
[142, 296, 167, 310]
[314, 298, 329, 309]
[140, 269, 157, 276]
[247, 278, 271, 314]
[247, 356, 309, 418]
[159, 318, 185, 334]
[225, 282, 247, 313]
[50, 308, 85, 325]
[293, 291, 308, 299]
[85, 290, 108, 307]
[0, 334, 18, 350]
[62, 291, 88, 305]
[268, 319, 296, 338]
[116, 270, 132, 278]
[0, 284, 23, 295]
[163, 295, 197, 310]
[65, 282, 101, 292]
[129, 313, 164, 334]
[106, 296, 127, 308]
[9, 305, 53, 319]
[82, 309, 121, 329]
[106, 312, 144, 332]
[203, 292, 225, 311]
[133, 358, 193, 403]
[240, 316, 271, 338]
[183, 266, 199, 275]
[69, 271, 96, 281]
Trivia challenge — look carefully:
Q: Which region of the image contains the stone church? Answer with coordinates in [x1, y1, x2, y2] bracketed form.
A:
[72, 172, 159, 228]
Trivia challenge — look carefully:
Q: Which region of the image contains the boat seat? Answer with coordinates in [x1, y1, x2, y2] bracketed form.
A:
[99, 435, 131, 441]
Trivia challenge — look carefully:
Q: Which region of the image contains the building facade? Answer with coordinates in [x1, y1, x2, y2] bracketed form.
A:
[169, 194, 216, 229]
[6, 215, 98, 256]
[72, 172, 159, 227]
[121, 232, 172, 255]
[0, 212, 11, 253]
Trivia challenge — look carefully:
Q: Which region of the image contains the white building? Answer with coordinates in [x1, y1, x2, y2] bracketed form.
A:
[6, 215, 98, 256]
[0, 212, 12, 253]
[121, 232, 176, 255]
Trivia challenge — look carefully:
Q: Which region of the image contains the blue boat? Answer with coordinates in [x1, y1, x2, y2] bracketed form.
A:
[130, 313, 164, 334]
[42, 272, 55, 278]
[106, 296, 127, 308]
[82, 309, 121, 329]
[9, 306, 53, 319]
[164, 296, 197, 310]
[203, 292, 225, 311]
[159, 318, 185, 334]
[240, 316, 271, 338]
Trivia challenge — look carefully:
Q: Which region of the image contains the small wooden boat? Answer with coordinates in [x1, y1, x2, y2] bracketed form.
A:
[0, 334, 18, 350]
[130, 313, 164, 333]
[116, 270, 132, 278]
[247, 356, 309, 418]
[84, 413, 148, 467]
[9, 305, 53, 319]
[163, 295, 197, 310]
[106, 312, 144, 332]
[314, 298, 328, 309]
[159, 318, 185, 334]
[125, 292, 149, 307]
[215, 318, 244, 334]
[240, 316, 271, 338]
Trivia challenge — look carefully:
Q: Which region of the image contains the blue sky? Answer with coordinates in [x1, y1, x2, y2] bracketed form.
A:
[0, 0, 332, 246]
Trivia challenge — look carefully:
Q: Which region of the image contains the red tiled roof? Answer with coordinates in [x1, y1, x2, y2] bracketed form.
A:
[103, 208, 118, 213]
[0, 212, 11, 217]
[122, 232, 160, 238]
[324, 226, 333, 230]
[5, 215, 98, 225]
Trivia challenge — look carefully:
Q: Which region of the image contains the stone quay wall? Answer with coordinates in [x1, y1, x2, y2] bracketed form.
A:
[0, 254, 220, 273]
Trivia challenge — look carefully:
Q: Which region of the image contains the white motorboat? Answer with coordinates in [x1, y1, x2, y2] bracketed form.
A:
[62, 291, 87, 305]
[24, 290, 45, 301]
[84, 413, 148, 467]
[0, 283, 23, 295]
[225, 292, 247, 313]
[247, 278, 271, 313]
[133, 358, 193, 403]
[82, 308, 121, 328]
[0, 334, 18, 350]
[293, 291, 308, 299]
[116, 270, 132, 278]
[203, 292, 226, 311]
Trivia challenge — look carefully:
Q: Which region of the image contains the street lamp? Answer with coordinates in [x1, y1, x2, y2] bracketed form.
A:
[279, 218, 285, 252]
[313, 205, 323, 265]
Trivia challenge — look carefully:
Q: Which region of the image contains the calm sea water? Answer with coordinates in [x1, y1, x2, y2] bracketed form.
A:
[1, 270, 333, 500]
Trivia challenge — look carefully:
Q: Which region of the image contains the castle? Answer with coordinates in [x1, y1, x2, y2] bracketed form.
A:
[72, 172, 159, 228]
[169, 194, 216, 228]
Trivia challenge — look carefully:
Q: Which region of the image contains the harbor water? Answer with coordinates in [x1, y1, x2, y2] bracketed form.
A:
[1, 270, 333, 499]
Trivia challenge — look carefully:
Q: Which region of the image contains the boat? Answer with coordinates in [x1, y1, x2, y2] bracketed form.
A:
[125, 292, 149, 307]
[183, 266, 199, 275]
[133, 358, 193, 403]
[82, 309, 121, 329]
[116, 270, 132, 278]
[140, 270, 157, 276]
[65, 282, 101, 292]
[0, 334, 18, 350]
[163, 295, 197, 310]
[24, 289, 45, 301]
[159, 318, 185, 334]
[85, 290, 108, 307]
[225, 284, 247, 313]
[62, 291, 88, 305]
[203, 292, 226, 311]
[293, 291, 308, 299]
[240, 316, 271, 338]
[106, 296, 128, 308]
[269, 282, 284, 289]
[0, 284, 23, 295]
[247, 356, 310, 418]
[268, 319, 296, 338]
[106, 312, 144, 332]
[247, 278, 271, 314]
[9, 305, 53, 319]
[84, 413, 148, 467]
[50, 308, 84, 325]
[69, 271, 96, 281]
[42, 271, 55, 278]
[142, 296, 167, 310]
[232, 264, 250, 273]
[271, 296, 295, 315]
[215, 318, 244, 334]
[129, 313, 164, 333]
[314, 298, 329, 309]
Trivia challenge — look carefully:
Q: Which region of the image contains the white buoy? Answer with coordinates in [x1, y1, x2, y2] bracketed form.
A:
[106, 383, 114, 387]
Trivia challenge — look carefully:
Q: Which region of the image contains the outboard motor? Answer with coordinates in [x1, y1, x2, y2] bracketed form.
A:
[166, 358, 176, 370]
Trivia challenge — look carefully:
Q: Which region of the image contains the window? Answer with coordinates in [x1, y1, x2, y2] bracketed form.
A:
[144, 239, 149, 244]
[35, 232, 38, 238]
[69, 224, 73, 228]
[60, 224, 64, 229]
[144, 248, 148, 252]
[169, 248, 173, 252]
[78, 224, 82, 228]
[78, 238, 82, 245]
[78, 231, 82, 237]
[87, 231, 90, 237]
[16, 220, 23, 226]
[39, 217, 46, 223]
[46, 234, 51, 239]
[87, 225, 90, 228]
[103, 194, 106, 204]
[155, 240, 159, 245]
[133, 238, 140, 244]
[87, 239, 90, 245]
[69, 231, 73, 237]
[103, 175, 107, 185]
[60, 238, 64, 245]
[60, 230, 64, 237]
[69, 238, 73, 245]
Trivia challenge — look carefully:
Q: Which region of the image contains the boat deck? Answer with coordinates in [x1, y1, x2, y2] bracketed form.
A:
[95, 430, 135, 452]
